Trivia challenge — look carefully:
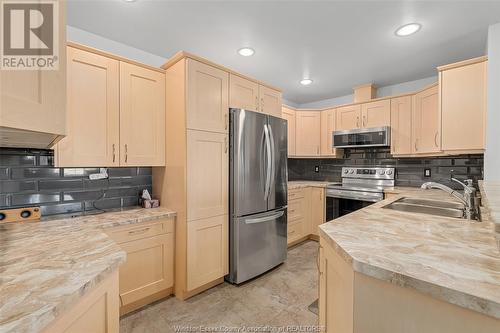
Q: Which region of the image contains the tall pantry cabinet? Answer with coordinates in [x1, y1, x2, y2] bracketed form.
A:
[154, 56, 229, 300]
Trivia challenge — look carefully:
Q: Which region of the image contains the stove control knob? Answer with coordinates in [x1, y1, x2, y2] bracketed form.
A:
[378, 170, 385, 175]
[386, 170, 393, 175]
[349, 169, 355, 174]
[343, 169, 349, 174]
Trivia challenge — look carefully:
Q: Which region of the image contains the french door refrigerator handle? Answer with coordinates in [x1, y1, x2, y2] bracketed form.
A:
[245, 211, 284, 224]
[263, 124, 272, 200]
[268, 122, 276, 189]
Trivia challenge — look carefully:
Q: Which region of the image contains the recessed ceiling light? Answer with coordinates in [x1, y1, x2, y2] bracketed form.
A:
[300, 79, 313, 86]
[395, 23, 421, 37]
[124, 0, 136, 2]
[238, 47, 255, 57]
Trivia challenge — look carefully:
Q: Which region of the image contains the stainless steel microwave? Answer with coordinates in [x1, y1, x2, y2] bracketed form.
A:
[332, 126, 390, 148]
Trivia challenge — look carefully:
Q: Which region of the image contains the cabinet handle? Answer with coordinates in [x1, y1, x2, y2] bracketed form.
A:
[225, 137, 228, 153]
[124, 144, 128, 163]
[255, 96, 259, 111]
[317, 146, 320, 155]
[362, 115, 366, 127]
[261, 98, 264, 112]
[128, 227, 150, 235]
[356, 116, 360, 128]
[112, 144, 116, 163]
[434, 132, 439, 147]
[225, 114, 228, 130]
[414, 139, 418, 152]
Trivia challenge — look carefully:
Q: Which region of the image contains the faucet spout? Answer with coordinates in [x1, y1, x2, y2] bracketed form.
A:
[420, 180, 477, 220]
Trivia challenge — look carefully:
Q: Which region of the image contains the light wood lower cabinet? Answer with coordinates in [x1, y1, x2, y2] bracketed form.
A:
[310, 187, 325, 236]
[42, 271, 119, 333]
[296, 111, 321, 156]
[390, 96, 413, 155]
[412, 84, 440, 154]
[287, 187, 325, 245]
[319, 235, 500, 333]
[105, 218, 175, 315]
[281, 106, 296, 156]
[187, 215, 228, 291]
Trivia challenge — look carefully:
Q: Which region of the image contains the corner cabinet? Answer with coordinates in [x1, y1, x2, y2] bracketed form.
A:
[412, 84, 441, 154]
[439, 57, 487, 153]
[281, 106, 296, 156]
[321, 108, 338, 157]
[229, 74, 282, 117]
[296, 111, 321, 156]
[56, 44, 166, 167]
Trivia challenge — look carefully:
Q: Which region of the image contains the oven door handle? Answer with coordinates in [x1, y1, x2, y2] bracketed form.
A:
[326, 190, 383, 202]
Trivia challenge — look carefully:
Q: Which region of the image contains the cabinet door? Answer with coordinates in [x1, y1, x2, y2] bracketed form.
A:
[118, 233, 174, 307]
[390, 96, 412, 155]
[441, 61, 487, 151]
[281, 107, 296, 156]
[320, 109, 337, 156]
[120, 62, 166, 166]
[336, 105, 361, 130]
[259, 85, 282, 117]
[187, 215, 228, 291]
[187, 130, 228, 221]
[310, 188, 325, 235]
[361, 99, 390, 128]
[229, 74, 259, 111]
[0, 2, 66, 142]
[57, 47, 120, 167]
[187, 59, 229, 133]
[296, 111, 321, 156]
[413, 85, 440, 154]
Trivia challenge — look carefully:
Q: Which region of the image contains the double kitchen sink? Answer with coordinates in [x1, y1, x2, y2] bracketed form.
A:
[384, 197, 466, 219]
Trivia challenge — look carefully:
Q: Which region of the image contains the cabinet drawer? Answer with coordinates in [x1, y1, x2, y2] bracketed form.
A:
[288, 188, 305, 200]
[288, 219, 304, 244]
[106, 218, 174, 244]
[288, 198, 306, 221]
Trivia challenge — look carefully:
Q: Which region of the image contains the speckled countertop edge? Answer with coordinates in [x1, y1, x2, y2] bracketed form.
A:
[318, 189, 500, 320]
[0, 207, 176, 333]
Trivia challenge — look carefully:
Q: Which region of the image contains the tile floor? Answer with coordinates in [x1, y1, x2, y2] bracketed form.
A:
[120, 240, 319, 332]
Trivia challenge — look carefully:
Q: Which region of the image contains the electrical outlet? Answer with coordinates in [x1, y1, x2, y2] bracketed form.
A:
[314, 166, 320, 173]
[424, 168, 431, 177]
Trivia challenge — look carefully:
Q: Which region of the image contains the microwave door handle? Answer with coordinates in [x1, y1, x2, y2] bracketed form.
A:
[263, 124, 272, 200]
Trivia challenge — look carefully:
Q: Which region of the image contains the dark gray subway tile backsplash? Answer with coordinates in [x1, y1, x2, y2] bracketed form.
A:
[288, 148, 483, 190]
[0, 148, 153, 216]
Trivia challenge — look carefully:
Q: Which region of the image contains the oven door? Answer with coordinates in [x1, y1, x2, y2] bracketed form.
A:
[325, 189, 383, 220]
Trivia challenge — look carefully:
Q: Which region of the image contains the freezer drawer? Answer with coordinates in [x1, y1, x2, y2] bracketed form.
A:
[228, 208, 287, 284]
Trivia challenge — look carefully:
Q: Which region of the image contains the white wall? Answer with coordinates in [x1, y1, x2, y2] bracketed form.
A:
[485, 23, 500, 181]
[67, 26, 167, 67]
[298, 76, 437, 109]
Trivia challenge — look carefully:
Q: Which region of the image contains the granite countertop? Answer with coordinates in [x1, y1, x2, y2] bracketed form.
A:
[0, 207, 176, 333]
[319, 187, 500, 320]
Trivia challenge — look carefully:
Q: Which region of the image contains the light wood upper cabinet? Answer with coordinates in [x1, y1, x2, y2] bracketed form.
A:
[361, 99, 390, 128]
[187, 59, 229, 133]
[321, 109, 337, 156]
[57, 46, 120, 167]
[259, 85, 282, 117]
[310, 188, 325, 235]
[187, 130, 228, 221]
[229, 74, 259, 111]
[296, 111, 321, 156]
[440, 58, 487, 152]
[336, 105, 361, 130]
[187, 214, 228, 291]
[281, 106, 296, 156]
[390, 96, 413, 155]
[412, 85, 440, 154]
[0, 1, 66, 148]
[120, 62, 166, 166]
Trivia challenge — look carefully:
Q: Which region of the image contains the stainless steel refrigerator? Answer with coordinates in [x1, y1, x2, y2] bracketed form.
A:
[227, 108, 288, 284]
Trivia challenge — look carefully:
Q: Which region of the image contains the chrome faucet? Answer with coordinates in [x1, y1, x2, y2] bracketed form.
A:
[421, 178, 477, 220]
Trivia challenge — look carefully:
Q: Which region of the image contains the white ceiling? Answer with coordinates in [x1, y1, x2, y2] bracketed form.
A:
[67, 0, 500, 104]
